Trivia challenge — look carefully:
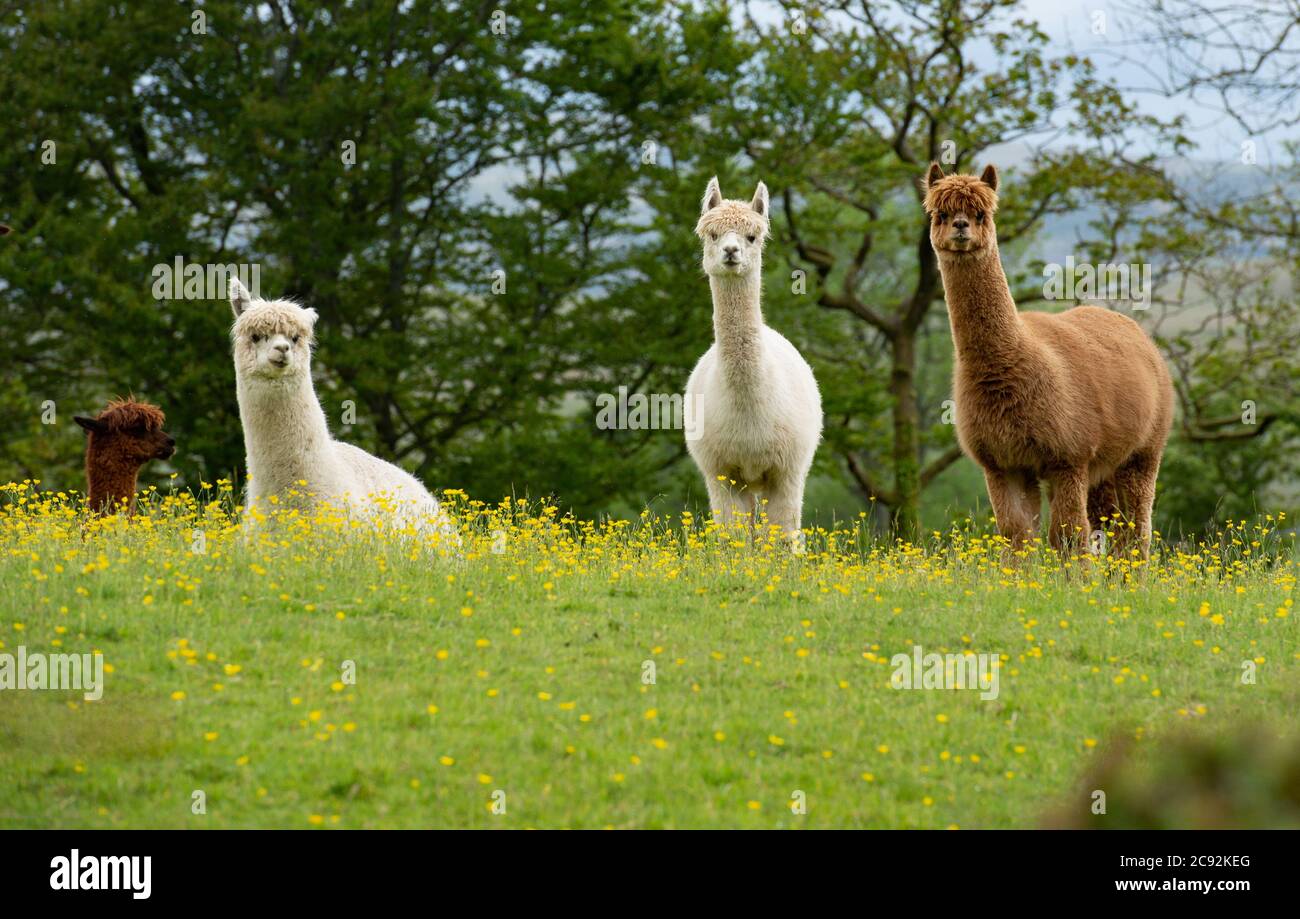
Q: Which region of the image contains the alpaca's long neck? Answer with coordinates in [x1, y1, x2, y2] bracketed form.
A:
[938, 241, 1024, 367]
[237, 372, 334, 493]
[710, 272, 766, 390]
[85, 451, 140, 515]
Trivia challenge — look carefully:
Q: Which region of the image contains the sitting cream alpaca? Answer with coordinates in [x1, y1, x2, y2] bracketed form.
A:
[228, 278, 448, 535]
[685, 177, 823, 540]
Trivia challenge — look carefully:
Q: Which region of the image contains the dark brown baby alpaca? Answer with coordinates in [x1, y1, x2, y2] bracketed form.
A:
[924, 163, 1173, 558]
[74, 398, 175, 515]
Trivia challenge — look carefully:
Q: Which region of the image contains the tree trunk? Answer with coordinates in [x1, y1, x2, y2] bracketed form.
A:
[890, 329, 922, 541]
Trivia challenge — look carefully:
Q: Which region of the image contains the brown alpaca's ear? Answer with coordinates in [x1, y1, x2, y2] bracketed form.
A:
[926, 162, 945, 188]
[980, 164, 999, 191]
[701, 176, 723, 215]
[74, 415, 106, 434]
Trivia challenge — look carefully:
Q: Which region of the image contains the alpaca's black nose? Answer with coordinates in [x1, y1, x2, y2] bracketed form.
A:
[952, 218, 969, 231]
[165, 436, 176, 447]
[723, 245, 740, 257]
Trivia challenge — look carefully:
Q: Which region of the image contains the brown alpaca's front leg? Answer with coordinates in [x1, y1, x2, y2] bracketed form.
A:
[983, 469, 1040, 550]
[1047, 469, 1090, 558]
[1087, 479, 1121, 555]
[1086, 480, 1119, 533]
[1114, 452, 1161, 560]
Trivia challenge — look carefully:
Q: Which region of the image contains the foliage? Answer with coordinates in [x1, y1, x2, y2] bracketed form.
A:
[0, 0, 1294, 534]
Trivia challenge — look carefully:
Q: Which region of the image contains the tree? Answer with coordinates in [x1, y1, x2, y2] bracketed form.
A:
[1110, 1, 1300, 526]
[704, 0, 1180, 537]
[0, 0, 731, 516]
[1119, 0, 1300, 135]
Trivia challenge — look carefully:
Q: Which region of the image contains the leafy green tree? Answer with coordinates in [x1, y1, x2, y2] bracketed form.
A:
[1, 0, 1292, 536]
[701, 0, 1184, 538]
[0, 0, 732, 516]
[1114, 1, 1300, 527]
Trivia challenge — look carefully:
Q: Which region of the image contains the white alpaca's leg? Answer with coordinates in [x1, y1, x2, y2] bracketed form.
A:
[763, 474, 806, 546]
[239, 492, 266, 545]
[705, 475, 754, 530]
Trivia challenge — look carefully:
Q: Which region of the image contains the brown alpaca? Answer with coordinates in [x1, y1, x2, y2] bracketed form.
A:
[74, 398, 175, 515]
[924, 163, 1173, 557]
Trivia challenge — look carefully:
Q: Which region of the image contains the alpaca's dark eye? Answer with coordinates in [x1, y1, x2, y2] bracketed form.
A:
[975, 212, 985, 223]
[710, 233, 718, 241]
[292, 335, 300, 344]
[746, 235, 756, 243]
[937, 212, 948, 223]
[251, 334, 261, 343]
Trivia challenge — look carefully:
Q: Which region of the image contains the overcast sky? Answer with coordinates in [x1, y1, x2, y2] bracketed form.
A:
[469, 2, 1294, 204]
[1012, 0, 1294, 163]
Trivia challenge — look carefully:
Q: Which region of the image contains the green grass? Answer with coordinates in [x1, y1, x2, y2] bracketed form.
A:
[0, 487, 1295, 828]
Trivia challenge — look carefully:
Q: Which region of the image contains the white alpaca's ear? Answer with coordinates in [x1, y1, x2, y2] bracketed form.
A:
[927, 162, 945, 188]
[230, 277, 251, 317]
[701, 176, 723, 215]
[302, 307, 319, 326]
[980, 163, 999, 191]
[750, 181, 769, 219]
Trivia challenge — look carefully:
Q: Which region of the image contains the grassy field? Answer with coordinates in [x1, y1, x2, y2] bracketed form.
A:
[0, 481, 1295, 828]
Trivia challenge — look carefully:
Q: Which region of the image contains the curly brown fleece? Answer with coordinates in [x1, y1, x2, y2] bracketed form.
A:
[924, 163, 1173, 557]
[74, 398, 175, 515]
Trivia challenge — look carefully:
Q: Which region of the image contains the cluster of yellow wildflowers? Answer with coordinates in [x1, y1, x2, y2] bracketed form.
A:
[2, 480, 1293, 595]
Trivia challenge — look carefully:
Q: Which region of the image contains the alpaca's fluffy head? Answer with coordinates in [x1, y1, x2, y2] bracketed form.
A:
[74, 398, 175, 463]
[924, 164, 1000, 258]
[229, 278, 318, 381]
[696, 177, 770, 278]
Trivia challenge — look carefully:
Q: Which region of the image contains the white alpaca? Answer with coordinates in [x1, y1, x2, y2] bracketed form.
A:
[227, 278, 448, 536]
[685, 177, 823, 540]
